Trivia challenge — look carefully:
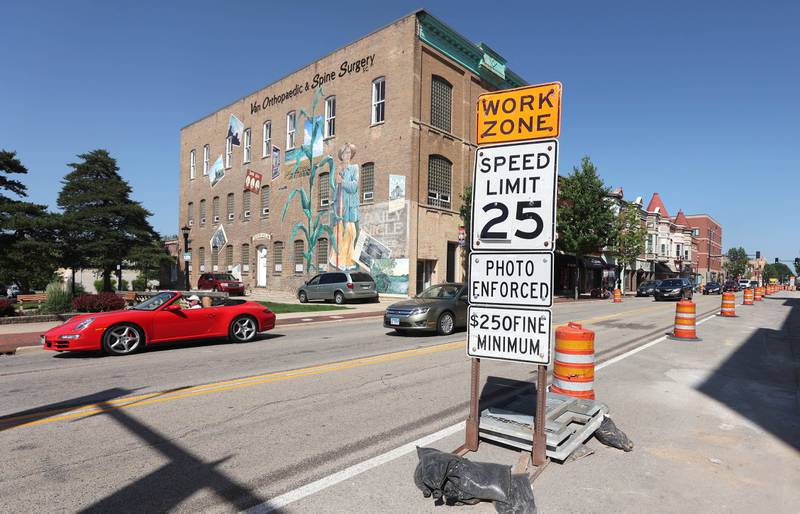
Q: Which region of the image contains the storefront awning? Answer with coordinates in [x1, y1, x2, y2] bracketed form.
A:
[654, 262, 676, 275]
[580, 256, 609, 270]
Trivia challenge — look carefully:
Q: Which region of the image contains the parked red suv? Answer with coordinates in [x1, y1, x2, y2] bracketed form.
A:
[197, 273, 245, 295]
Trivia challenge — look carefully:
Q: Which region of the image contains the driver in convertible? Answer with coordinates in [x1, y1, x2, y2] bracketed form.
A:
[187, 294, 202, 309]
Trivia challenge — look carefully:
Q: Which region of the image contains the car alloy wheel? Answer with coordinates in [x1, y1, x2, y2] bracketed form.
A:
[438, 312, 455, 336]
[103, 324, 142, 356]
[230, 316, 257, 343]
[334, 292, 345, 305]
[299, 291, 308, 303]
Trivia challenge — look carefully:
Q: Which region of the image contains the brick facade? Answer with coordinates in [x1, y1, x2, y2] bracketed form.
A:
[685, 214, 723, 283]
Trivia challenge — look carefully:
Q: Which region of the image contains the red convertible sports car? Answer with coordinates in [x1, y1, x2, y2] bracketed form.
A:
[42, 291, 276, 356]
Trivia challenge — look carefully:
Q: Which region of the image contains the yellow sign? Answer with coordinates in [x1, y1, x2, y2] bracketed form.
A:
[476, 82, 562, 145]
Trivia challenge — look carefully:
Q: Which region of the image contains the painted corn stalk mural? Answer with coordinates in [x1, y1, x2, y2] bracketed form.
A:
[281, 87, 337, 272]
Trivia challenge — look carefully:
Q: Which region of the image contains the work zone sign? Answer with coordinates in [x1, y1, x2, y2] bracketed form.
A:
[476, 82, 562, 145]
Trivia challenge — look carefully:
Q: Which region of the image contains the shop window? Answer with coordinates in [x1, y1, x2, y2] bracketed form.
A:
[261, 185, 270, 219]
[372, 77, 385, 124]
[262, 121, 271, 157]
[361, 162, 374, 203]
[324, 96, 336, 138]
[427, 155, 452, 209]
[430, 76, 452, 132]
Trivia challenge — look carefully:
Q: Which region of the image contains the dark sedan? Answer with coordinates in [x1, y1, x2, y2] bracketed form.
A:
[723, 280, 738, 292]
[654, 278, 694, 301]
[703, 282, 722, 295]
[636, 280, 661, 297]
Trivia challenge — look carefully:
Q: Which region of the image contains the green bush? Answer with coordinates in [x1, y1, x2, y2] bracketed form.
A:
[69, 282, 87, 296]
[132, 275, 147, 291]
[41, 282, 73, 314]
[119, 278, 129, 291]
[93, 277, 128, 291]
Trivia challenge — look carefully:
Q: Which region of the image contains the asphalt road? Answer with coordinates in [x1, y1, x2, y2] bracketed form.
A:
[0, 294, 743, 512]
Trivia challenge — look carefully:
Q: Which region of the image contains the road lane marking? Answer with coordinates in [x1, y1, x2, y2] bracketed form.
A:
[0, 341, 464, 430]
[241, 311, 722, 513]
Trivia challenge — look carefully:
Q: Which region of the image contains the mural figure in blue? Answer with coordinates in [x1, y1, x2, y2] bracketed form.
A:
[330, 143, 360, 268]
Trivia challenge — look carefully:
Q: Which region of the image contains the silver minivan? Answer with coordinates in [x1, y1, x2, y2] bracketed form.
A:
[298, 271, 379, 304]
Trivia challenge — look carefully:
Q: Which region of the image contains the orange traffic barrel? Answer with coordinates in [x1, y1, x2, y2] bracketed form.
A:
[755, 287, 763, 301]
[743, 288, 754, 305]
[720, 292, 736, 317]
[612, 288, 622, 303]
[550, 322, 595, 400]
[668, 299, 702, 341]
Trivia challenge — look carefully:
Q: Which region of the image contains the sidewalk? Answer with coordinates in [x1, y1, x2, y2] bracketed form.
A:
[280, 292, 800, 513]
[0, 297, 393, 353]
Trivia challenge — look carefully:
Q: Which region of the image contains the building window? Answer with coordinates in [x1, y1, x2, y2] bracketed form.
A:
[212, 196, 220, 223]
[225, 245, 234, 271]
[319, 172, 330, 207]
[286, 111, 296, 149]
[241, 243, 250, 275]
[684, 249, 689, 260]
[189, 150, 196, 179]
[317, 238, 328, 271]
[203, 145, 210, 175]
[324, 96, 336, 138]
[372, 77, 385, 124]
[225, 136, 232, 168]
[226, 193, 235, 221]
[273, 241, 284, 274]
[261, 185, 270, 218]
[211, 248, 219, 271]
[660, 243, 666, 256]
[361, 162, 374, 203]
[243, 190, 251, 219]
[199, 199, 206, 226]
[294, 240, 305, 275]
[243, 128, 252, 163]
[692, 228, 700, 236]
[187, 202, 194, 226]
[262, 121, 271, 157]
[199, 246, 205, 272]
[646, 237, 653, 253]
[430, 76, 452, 132]
[427, 155, 452, 209]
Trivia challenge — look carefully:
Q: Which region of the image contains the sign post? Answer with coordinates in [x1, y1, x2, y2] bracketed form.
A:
[462, 81, 561, 470]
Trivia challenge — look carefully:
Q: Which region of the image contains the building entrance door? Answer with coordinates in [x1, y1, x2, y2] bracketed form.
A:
[446, 242, 457, 283]
[256, 246, 268, 287]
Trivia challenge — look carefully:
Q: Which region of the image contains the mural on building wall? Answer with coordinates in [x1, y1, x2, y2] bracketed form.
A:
[209, 155, 225, 187]
[271, 145, 281, 180]
[371, 258, 409, 294]
[281, 87, 338, 272]
[329, 142, 360, 269]
[389, 175, 405, 200]
[210, 225, 228, 253]
[287, 116, 324, 164]
[355, 231, 391, 269]
[356, 199, 410, 293]
[245, 169, 262, 194]
[228, 115, 244, 146]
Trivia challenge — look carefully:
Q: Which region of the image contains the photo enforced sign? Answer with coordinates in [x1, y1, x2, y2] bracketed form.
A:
[470, 140, 557, 252]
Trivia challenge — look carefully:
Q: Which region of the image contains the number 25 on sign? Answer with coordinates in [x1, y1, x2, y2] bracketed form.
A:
[476, 82, 562, 145]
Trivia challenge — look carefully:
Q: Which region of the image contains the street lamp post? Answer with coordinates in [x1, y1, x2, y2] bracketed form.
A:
[181, 225, 191, 292]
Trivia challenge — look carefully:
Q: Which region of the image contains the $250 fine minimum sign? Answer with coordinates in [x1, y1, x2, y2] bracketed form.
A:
[471, 140, 557, 252]
[467, 306, 551, 364]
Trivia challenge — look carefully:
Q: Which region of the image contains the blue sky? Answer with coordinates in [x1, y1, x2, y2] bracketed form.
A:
[1, 0, 797, 262]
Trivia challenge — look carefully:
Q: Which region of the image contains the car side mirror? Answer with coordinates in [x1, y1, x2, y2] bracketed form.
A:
[165, 304, 181, 312]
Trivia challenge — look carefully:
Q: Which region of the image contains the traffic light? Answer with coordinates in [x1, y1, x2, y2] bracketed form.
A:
[775, 257, 779, 263]
[756, 251, 761, 259]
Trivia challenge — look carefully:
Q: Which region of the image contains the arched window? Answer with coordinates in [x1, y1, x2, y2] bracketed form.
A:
[211, 248, 219, 271]
[187, 202, 194, 226]
[212, 196, 220, 223]
[261, 185, 270, 218]
[199, 199, 207, 225]
[317, 238, 329, 271]
[242, 190, 251, 219]
[294, 240, 305, 275]
[241, 243, 250, 275]
[361, 162, 374, 203]
[427, 155, 452, 209]
[273, 241, 284, 275]
[319, 172, 330, 207]
[226, 192, 235, 221]
[225, 245, 234, 271]
[430, 76, 452, 132]
[198, 247, 206, 272]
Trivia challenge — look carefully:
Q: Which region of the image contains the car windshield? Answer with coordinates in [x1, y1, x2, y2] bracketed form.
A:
[417, 285, 461, 299]
[132, 292, 175, 311]
[640, 281, 654, 288]
[660, 279, 683, 287]
[214, 274, 236, 281]
[707, 282, 720, 287]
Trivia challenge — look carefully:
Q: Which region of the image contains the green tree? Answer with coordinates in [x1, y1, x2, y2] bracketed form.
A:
[556, 157, 617, 299]
[763, 262, 792, 283]
[723, 247, 748, 279]
[613, 201, 646, 294]
[0, 150, 60, 290]
[128, 240, 172, 290]
[57, 150, 158, 292]
[459, 183, 472, 279]
[794, 257, 800, 277]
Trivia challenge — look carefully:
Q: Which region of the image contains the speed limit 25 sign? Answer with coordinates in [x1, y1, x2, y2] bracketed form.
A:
[470, 140, 558, 252]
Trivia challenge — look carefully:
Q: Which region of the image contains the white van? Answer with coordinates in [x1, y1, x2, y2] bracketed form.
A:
[738, 279, 751, 290]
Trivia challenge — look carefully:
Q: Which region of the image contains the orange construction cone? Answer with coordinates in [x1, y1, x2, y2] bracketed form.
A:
[668, 299, 702, 341]
[755, 287, 763, 301]
[743, 288, 754, 305]
[550, 322, 595, 399]
[720, 292, 736, 317]
[612, 288, 622, 303]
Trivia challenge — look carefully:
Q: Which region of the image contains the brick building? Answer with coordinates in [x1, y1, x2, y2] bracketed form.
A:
[178, 10, 524, 296]
[685, 214, 723, 284]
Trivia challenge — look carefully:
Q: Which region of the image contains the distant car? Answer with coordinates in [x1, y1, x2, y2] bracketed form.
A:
[723, 280, 738, 292]
[41, 291, 276, 356]
[750, 280, 759, 288]
[384, 283, 467, 335]
[636, 280, 660, 297]
[654, 278, 694, 301]
[703, 282, 722, 295]
[297, 271, 378, 305]
[197, 273, 245, 295]
[738, 279, 751, 290]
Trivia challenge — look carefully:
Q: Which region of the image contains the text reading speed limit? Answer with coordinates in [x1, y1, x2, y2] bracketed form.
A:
[470, 140, 557, 252]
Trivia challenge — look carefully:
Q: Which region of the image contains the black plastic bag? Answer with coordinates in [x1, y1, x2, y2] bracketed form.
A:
[414, 447, 536, 513]
[594, 416, 634, 452]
